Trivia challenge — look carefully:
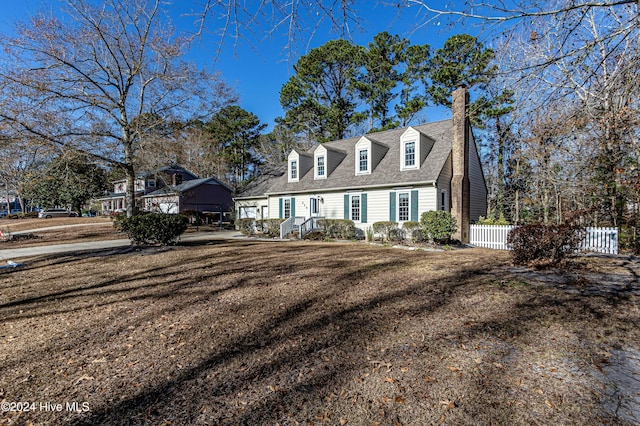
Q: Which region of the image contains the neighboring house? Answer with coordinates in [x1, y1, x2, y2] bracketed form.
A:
[97, 174, 159, 213]
[96, 164, 232, 218]
[235, 87, 487, 243]
[142, 177, 233, 218]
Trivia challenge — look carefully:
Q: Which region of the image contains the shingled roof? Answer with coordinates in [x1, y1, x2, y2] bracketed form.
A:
[237, 119, 454, 198]
[143, 177, 230, 197]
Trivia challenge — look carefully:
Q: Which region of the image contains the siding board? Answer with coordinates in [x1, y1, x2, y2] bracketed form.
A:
[468, 133, 488, 221]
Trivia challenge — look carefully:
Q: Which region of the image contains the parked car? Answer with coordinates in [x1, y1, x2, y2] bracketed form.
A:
[38, 209, 78, 218]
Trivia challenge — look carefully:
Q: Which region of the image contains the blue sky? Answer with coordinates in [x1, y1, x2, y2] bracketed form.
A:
[0, 1, 476, 131]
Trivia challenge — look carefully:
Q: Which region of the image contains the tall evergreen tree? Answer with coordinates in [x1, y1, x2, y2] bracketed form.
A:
[396, 44, 430, 127]
[279, 39, 365, 142]
[477, 88, 515, 218]
[428, 34, 496, 124]
[205, 106, 266, 189]
[356, 32, 407, 131]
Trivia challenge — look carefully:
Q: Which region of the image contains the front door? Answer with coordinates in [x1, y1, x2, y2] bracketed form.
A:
[310, 197, 321, 217]
[261, 205, 268, 220]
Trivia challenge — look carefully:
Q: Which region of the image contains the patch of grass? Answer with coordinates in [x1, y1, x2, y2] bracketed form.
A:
[492, 279, 532, 288]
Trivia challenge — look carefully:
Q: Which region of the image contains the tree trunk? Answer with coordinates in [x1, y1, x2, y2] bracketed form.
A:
[123, 135, 136, 218]
[496, 117, 505, 218]
[514, 188, 520, 225]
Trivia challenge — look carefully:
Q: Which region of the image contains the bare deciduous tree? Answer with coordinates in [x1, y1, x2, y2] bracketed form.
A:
[0, 0, 235, 216]
[190, 0, 362, 61]
[0, 129, 52, 213]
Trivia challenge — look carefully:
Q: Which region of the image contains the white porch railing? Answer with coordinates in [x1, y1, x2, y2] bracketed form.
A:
[279, 216, 306, 239]
[299, 216, 325, 238]
[470, 225, 619, 255]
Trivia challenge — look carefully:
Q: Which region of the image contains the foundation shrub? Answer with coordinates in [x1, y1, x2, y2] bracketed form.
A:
[302, 230, 324, 241]
[420, 211, 457, 243]
[257, 219, 286, 237]
[402, 221, 423, 242]
[317, 219, 356, 239]
[372, 221, 400, 242]
[235, 218, 256, 236]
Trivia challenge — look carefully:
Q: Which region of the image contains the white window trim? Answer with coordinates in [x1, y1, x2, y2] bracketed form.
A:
[289, 159, 298, 182]
[283, 198, 291, 218]
[357, 148, 370, 175]
[397, 191, 411, 223]
[315, 155, 326, 179]
[440, 190, 447, 211]
[350, 194, 362, 222]
[401, 139, 419, 171]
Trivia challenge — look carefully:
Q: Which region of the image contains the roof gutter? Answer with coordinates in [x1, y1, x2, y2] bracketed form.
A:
[262, 180, 438, 197]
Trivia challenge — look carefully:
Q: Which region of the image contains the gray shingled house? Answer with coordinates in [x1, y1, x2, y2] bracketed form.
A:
[142, 177, 233, 216]
[235, 87, 487, 242]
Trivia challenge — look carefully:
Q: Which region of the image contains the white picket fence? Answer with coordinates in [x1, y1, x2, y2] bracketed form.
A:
[470, 225, 514, 250]
[470, 225, 619, 255]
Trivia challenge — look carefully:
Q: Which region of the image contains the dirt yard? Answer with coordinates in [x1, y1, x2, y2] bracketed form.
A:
[1, 240, 638, 425]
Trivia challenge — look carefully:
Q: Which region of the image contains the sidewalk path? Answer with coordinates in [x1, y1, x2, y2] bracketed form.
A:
[0, 230, 243, 260]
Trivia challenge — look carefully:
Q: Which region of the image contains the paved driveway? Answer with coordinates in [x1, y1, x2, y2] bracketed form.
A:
[0, 230, 243, 260]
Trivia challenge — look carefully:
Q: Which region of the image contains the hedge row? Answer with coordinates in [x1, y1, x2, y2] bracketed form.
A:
[317, 219, 356, 240]
[507, 224, 585, 266]
[235, 218, 287, 237]
[235, 218, 256, 236]
[257, 219, 286, 238]
[369, 212, 457, 244]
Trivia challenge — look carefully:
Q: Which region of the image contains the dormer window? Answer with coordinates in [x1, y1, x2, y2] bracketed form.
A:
[316, 156, 325, 178]
[288, 149, 312, 182]
[355, 136, 383, 175]
[313, 144, 344, 179]
[358, 149, 369, 173]
[400, 127, 434, 171]
[404, 141, 416, 167]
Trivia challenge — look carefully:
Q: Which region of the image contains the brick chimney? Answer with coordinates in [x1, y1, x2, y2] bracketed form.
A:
[451, 87, 470, 244]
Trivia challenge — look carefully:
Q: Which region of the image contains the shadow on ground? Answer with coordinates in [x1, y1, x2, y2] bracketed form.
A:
[0, 242, 638, 425]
